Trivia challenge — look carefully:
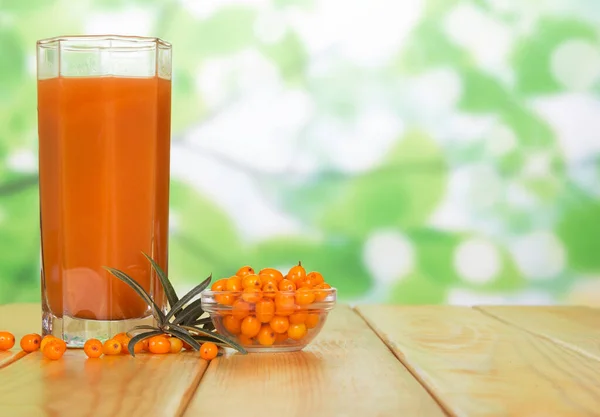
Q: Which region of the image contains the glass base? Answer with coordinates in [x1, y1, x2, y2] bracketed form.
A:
[43, 311, 156, 348]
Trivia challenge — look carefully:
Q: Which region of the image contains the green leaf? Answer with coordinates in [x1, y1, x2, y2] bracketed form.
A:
[173, 299, 206, 325]
[165, 275, 212, 322]
[127, 330, 163, 357]
[320, 130, 447, 236]
[180, 325, 247, 354]
[143, 252, 179, 308]
[104, 267, 166, 325]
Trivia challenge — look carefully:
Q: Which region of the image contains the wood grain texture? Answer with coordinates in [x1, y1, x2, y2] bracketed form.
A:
[0, 304, 40, 368]
[476, 306, 600, 363]
[0, 304, 208, 417]
[357, 305, 600, 417]
[184, 305, 446, 417]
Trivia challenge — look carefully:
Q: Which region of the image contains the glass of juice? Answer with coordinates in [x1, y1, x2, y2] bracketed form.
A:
[37, 35, 172, 347]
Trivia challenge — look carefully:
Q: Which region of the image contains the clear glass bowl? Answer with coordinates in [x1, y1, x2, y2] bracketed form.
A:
[201, 287, 336, 352]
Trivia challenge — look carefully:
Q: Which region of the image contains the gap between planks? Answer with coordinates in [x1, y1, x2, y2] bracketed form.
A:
[353, 306, 456, 417]
[473, 305, 600, 364]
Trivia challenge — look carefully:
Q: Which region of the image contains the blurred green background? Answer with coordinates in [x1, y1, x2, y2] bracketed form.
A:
[1, 0, 600, 306]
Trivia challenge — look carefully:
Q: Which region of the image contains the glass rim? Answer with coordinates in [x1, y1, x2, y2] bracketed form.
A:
[201, 287, 337, 297]
[37, 35, 171, 50]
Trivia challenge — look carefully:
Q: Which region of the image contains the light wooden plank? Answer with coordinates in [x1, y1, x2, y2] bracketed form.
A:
[185, 305, 446, 417]
[0, 304, 41, 367]
[357, 305, 600, 417]
[0, 304, 208, 417]
[476, 306, 600, 362]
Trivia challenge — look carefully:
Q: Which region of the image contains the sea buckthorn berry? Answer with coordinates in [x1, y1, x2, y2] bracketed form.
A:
[242, 288, 262, 304]
[295, 287, 316, 306]
[211, 278, 228, 291]
[43, 340, 65, 360]
[216, 293, 236, 306]
[223, 315, 242, 335]
[148, 336, 170, 354]
[232, 299, 251, 320]
[0, 332, 15, 351]
[169, 337, 183, 354]
[238, 334, 254, 346]
[200, 342, 218, 360]
[241, 316, 261, 338]
[288, 323, 307, 341]
[226, 276, 243, 292]
[275, 333, 288, 344]
[306, 271, 324, 287]
[278, 279, 296, 292]
[255, 299, 275, 323]
[269, 316, 290, 334]
[289, 311, 308, 324]
[84, 339, 103, 358]
[305, 313, 320, 329]
[242, 274, 262, 289]
[141, 338, 151, 352]
[314, 283, 330, 302]
[20, 333, 42, 352]
[236, 266, 255, 278]
[133, 341, 145, 354]
[113, 332, 131, 354]
[40, 335, 57, 352]
[102, 339, 122, 355]
[182, 340, 193, 351]
[287, 262, 306, 286]
[257, 324, 276, 346]
[259, 268, 284, 283]
[262, 281, 277, 298]
[275, 293, 296, 316]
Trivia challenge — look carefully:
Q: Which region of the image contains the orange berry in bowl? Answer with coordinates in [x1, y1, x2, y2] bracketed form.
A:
[314, 283, 331, 302]
[274, 333, 288, 344]
[236, 266, 255, 278]
[223, 315, 242, 335]
[102, 339, 122, 355]
[43, 340, 66, 361]
[0, 331, 15, 351]
[269, 316, 290, 334]
[226, 276, 243, 292]
[306, 271, 324, 287]
[84, 339, 103, 358]
[232, 299, 251, 320]
[257, 324, 276, 346]
[241, 288, 262, 304]
[216, 293, 236, 306]
[242, 274, 262, 289]
[241, 316, 261, 338]
[259, 267, 284, 283]
[211, 278, 228, 291]
[238, 334, 254, 346]
[169, 337, 183, 354]
[200, 342, 219, 360]
[288, 323, 307, 341]
[306, 313, 320, 329]
[275, 293, 296, 316]
[278, 279, 296, 292]
[148, 336, 170, 354]
[262, 281, 277, 298]
[255, 299, 275, 323]
[287, 262, 306, 282]
[20, 333, 42, 352]
[289, 311, 308, 324]
[295, 287, 316, 306]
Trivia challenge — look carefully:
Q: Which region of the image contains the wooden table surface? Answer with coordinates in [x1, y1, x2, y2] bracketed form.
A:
[0, 304, 599, 416]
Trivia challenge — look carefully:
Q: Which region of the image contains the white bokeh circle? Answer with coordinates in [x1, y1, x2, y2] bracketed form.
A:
[453, 238, 501, 284]
[509, 231, 566, 281]
[363, 230, 415, 284]
[551, 39, 600, 91]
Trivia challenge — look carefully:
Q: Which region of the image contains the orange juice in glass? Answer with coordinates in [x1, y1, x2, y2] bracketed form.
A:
[37, 36, 171, 346]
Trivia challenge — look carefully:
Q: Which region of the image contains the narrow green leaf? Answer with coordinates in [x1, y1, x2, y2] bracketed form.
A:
[180, 324, 247, 354]
[166, 326, 201, 351]
[173, 299, 205, 325]
[189, 317, 212, 326]
[191, 336, 231, 348]
[165, 275, 212, 322]
[104, 267, 166, 325]
[202, 321, 216, 332]
[126, 325, 159, 336]
[143, 252, 179, 307]
[127, 330, 163, 357]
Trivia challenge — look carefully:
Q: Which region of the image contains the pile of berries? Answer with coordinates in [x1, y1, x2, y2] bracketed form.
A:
[209, 263, 333, 347]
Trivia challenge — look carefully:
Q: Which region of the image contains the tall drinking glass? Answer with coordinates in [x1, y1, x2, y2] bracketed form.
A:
[37, 36, 172, 346]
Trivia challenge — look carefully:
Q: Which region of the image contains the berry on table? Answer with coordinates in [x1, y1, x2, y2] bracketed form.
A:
[20, 333, 42, 353]
[0, 331, 15, 351]
[84, 339, 103, 358]
[169, 337, 183, 354]
[43, 340, 65, 360]
[148, 336, 170, 354]
[200, 342, 218, 360]
[102, 339, 122, 355]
